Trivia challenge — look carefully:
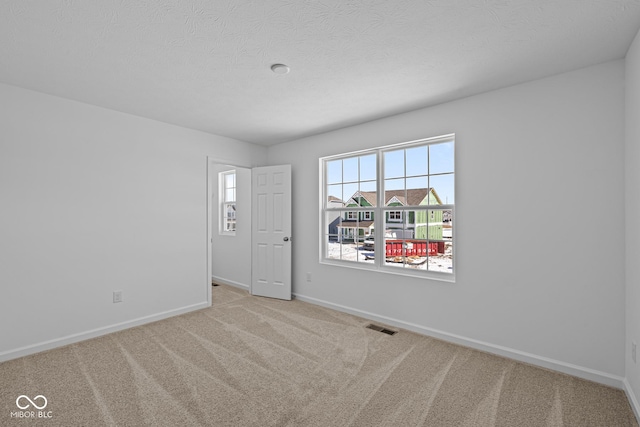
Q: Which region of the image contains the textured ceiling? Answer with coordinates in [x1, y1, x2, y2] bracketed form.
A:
[1, 1, 640, 146]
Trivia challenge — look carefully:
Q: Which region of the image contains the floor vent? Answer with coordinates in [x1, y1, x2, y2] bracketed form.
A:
[366, 324, 397, 336]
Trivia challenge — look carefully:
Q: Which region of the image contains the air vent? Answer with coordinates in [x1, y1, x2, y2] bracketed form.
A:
[366, 324, 397, 335]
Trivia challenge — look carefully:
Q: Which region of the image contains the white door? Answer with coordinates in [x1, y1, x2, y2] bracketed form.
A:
[251, 165, 292, 300]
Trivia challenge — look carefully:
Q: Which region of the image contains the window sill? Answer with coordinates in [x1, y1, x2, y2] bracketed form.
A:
[319, 258, 455, 283]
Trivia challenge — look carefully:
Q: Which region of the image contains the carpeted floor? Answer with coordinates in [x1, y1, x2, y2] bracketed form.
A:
[1, 283, 637, 426]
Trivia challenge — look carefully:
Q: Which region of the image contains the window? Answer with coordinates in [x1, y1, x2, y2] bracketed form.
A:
[321, 134, 454, 280]
[388, 211, 402, 221]
[220, 171, 236, 234]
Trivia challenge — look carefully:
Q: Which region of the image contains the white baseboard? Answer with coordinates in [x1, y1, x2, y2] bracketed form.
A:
[0, 301, 209, 363]
[624, 378, 640, 423]
[293, 292, 626, 389]
[211, 275, 250, 291]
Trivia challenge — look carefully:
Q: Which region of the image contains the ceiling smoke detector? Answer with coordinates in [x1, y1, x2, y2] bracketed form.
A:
[270, 64, 290, 74]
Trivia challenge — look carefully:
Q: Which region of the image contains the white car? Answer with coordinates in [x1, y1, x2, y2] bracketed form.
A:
[363, 237, 375, 250]
[363, 232, 393, 250]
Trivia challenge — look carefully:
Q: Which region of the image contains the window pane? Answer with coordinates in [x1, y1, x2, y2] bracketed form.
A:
[407, 176, 428, 193]
[326, 237, 343, 261]
[327, 215, 376, 264]
[382, 208, 434, 271]
[327, 184, 343, 205]
[406, 145, 428, 176]
[326, 212, 347, 262]
[429, 142, 454, 174]
[384, 178, 404, 203]
[384, 240, 406, 269]
[225, 188, 235, 202]
[225, 172, 235, 188]
[355, 218, 374, 264]
[360, 180, 376, 193]
[384, 178, 405, 209]
[427, 208, 453, 273]
[361, 231, 376, 260]
[384, 178, 404, 191]
[343, 183, 358, 203]
[360, 154, 377, 181]
[384, 214, 410, 269]
[225, 203, 237, 232]
[343, 157, 358, 183]
[429, 173, 454, 205]
[384, 150, 404, 179]
[443, 209, 453, 239]
[325, 211, 341, 244]
[386, 198, 406, 211]
[327, 160, 342, 184]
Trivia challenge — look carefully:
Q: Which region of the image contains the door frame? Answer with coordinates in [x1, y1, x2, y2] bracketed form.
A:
[206, 156, 255, 306]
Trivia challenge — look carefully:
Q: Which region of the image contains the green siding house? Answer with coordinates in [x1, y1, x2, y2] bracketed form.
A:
[337, 188, 445, 242]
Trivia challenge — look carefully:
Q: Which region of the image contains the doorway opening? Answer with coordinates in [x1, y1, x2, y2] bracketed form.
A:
[207, 158, 292, 305]
[207, 160, 252, 305]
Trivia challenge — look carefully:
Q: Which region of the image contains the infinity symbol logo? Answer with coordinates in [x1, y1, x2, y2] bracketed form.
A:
[16, 395, 48, 410]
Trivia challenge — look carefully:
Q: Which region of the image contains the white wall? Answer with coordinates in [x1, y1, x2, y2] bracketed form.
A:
[210, 163, 252, 289]
[0, 83, 266, 360]
[268, 60, 626, 384]
[626, 28, 640, 414]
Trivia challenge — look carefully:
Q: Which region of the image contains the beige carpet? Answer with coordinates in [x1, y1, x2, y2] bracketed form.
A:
[1, 284, 637, 426]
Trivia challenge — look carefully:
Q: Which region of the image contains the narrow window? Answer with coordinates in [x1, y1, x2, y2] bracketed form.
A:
[220, 171, 236, 234]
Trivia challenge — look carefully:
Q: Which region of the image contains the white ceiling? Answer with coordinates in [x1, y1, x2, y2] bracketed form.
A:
[1, 1, 640, 146]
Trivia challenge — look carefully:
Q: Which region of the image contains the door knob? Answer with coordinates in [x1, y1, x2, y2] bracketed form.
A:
[283, 237, 289, 241]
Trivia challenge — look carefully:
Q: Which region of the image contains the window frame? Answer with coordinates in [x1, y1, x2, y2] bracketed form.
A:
[320, 134, 455, 282]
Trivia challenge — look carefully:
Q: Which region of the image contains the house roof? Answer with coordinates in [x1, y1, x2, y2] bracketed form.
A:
[354, 188, 442, 207]
[328, 195, 344, 205]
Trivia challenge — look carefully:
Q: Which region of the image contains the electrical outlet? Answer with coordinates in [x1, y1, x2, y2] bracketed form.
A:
[633, 342, 637, 364]
[306, 272, 312, 282]
[113, 290, 123, 303]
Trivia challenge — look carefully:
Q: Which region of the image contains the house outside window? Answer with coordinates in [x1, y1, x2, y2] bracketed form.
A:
[321, 134, 454, 280]
[220, 171, 236, 234]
